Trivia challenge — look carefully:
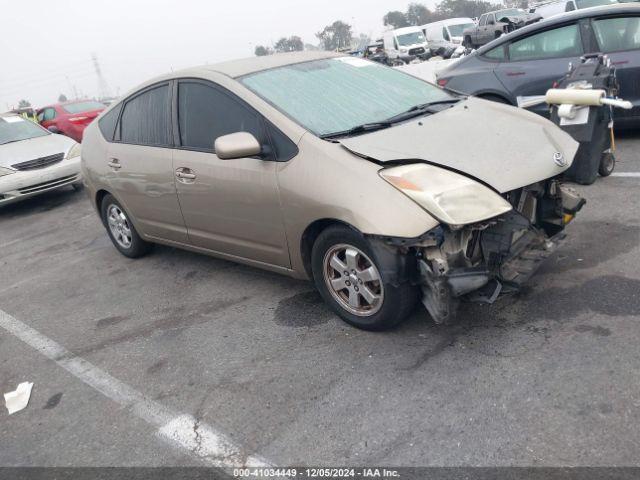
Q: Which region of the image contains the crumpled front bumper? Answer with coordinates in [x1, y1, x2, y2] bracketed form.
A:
[416, 182, 585, 323]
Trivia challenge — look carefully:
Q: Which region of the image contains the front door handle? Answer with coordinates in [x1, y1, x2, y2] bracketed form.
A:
[506, 71, 526, 77]
[108, 158, 121, 170]
[175, 168, 196, 182]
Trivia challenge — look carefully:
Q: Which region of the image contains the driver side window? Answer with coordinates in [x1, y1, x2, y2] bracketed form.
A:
[177, 81, 263, 152]
[479, 15, 487, 26]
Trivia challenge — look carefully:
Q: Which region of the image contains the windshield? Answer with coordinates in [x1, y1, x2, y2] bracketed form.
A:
[240, 58, 453, 137]
[397, 31, 426, 46]
[448, 23, 475, 36]
[496, 8, 526, 18]
[576, 0, 618, 7]
[62, 101, 105, 114]
[0, 116, 48, 145]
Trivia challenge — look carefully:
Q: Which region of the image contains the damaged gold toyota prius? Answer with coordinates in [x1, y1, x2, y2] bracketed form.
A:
[82, 51, 585, 330]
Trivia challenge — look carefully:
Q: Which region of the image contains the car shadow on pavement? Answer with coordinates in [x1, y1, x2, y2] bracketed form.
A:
[0, 186, 83, 220]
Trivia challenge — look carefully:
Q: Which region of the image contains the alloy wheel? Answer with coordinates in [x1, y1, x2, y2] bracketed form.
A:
[107, 204, 133, 249]
[323, 244, 384, 316]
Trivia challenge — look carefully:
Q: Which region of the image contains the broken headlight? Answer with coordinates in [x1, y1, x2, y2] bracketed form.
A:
[379, 163, 513, 227]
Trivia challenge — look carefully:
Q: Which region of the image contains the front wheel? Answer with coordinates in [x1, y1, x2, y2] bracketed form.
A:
[101, 194, 152, 258]
[311, 226, 417, 331]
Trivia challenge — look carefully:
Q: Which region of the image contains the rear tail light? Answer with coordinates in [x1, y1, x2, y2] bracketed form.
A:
[437, 78, 449, 87]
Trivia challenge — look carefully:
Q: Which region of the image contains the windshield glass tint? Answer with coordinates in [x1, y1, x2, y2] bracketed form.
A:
[448, 23, 475, 36]
[0, 117, 48, 145]
[240, 58, 452, 136]
[397, 31, 426, 46]
[63, 101, 105, 114]
[576, 0, 618, 7]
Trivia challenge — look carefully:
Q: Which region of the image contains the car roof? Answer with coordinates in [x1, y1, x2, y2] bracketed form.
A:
[173, 50, 342, 79]
[476, 3, 640, 54]
[391, 26, 424, 35]
[421, 18, 474, 28]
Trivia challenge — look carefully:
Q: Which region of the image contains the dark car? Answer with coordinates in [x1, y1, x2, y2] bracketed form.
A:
[462, 9, 542, 48]
[438, 4, 640, 126]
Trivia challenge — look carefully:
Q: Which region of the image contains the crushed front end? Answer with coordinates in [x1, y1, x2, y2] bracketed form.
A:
[398, 180, 584, 323]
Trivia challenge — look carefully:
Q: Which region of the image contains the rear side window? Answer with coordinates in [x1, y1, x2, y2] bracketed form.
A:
[98, 104, 122, 142]
[442, 26, 451, 42]
[177, 81, 263, 152]
[120, 85, 171, 146]
[508, 24, 582, 61]
[565, 2, 576, 12]
[593, 16, 640, 52]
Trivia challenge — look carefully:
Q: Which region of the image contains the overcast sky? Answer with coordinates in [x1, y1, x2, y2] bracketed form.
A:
[0, 0, 439, 110]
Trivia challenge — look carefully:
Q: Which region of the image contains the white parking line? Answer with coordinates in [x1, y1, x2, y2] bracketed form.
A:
[0, 308, 270, 468]
[612, 172, 640, 177]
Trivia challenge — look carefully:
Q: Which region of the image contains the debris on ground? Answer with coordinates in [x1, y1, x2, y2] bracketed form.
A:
[4, 382, 34, 415]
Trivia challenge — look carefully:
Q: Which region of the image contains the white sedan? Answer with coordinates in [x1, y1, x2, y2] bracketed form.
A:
[0, 114, 82, 206]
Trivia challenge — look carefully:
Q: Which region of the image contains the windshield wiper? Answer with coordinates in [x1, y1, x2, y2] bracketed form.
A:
[384, 98, 462, 124]
[320, 121, 392, 140]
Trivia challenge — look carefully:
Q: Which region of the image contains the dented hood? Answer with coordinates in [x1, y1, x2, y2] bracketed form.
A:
[340, 97, 579, 193]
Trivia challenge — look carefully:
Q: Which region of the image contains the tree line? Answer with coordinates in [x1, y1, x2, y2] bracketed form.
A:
[254, 0, 526, 56]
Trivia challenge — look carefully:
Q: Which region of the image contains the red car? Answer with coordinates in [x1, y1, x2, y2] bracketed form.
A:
[37, 100, 105, 143]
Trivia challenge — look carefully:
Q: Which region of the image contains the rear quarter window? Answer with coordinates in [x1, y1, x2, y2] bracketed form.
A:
[98, 104, 122, 142]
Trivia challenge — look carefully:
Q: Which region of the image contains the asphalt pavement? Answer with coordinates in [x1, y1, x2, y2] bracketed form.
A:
[1, 132, 639, 467]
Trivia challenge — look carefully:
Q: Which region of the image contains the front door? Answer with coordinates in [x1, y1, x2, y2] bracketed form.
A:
[172, 80, 290, 268]
[106, 83, 188, 243]
[495, 23, 584, 116]
[590, 14, 640, 123]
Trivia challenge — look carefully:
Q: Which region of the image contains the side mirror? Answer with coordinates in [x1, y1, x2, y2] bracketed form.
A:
[215, 132, 262, 160]
[47, 126, 60, 134]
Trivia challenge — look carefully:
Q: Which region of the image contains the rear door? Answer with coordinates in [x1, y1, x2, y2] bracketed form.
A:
[590, 14, 640, 123]
[106, 82, 188, 243]
[495, 22, 584, 116]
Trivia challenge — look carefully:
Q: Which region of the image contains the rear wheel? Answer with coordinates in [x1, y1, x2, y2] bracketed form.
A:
[311, 226, 417, 331]
[101, 194, 151, 258]
[599, 151, 615, 177]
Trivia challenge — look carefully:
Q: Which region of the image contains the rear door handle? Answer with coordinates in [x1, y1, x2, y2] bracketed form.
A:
[506, 71, 526, 77]
[108, 158, 121, 170]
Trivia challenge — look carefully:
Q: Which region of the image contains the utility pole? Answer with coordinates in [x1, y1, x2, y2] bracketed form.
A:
[92, 53, 112, 100]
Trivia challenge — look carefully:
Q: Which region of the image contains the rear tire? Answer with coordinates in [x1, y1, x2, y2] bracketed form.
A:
[599, 151, 615, 177]
[101, 194, 151, 258]
[311, 225, 417, 331]
[71, 181, 84, 192]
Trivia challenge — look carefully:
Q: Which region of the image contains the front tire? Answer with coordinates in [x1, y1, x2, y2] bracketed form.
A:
[101, 194, 151, 258]
[311, 225, 417, 331]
